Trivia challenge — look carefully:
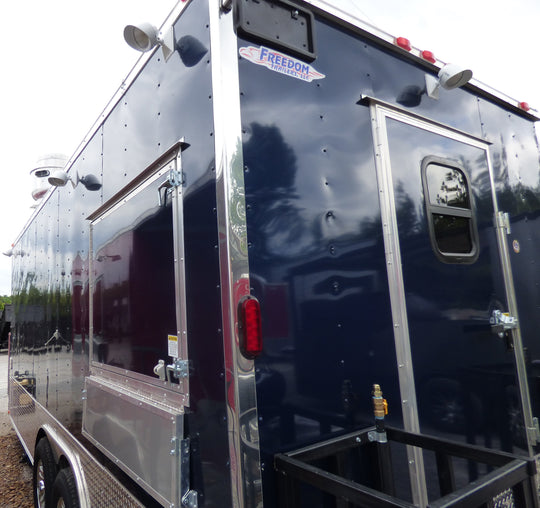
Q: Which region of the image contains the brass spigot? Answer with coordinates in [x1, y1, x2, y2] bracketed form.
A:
[372, 384, 388, 435]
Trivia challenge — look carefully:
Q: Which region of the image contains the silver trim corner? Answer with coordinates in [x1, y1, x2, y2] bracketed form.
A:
[209, 1, 263, 507]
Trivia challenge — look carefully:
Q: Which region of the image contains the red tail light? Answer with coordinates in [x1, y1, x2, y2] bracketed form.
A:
[238, 296, 262, 359]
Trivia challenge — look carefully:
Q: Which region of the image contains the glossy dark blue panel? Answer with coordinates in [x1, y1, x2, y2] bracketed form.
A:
[238, 13, 402, 504]
[238, 8, 539, 505]
[101, 6, 213, 202]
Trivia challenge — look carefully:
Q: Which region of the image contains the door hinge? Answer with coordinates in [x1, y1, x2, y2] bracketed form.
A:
[157, 167, 184, 206]
[168, 358, 190, 380]
[168, 169, 184, 188]
[181, 438, 199, 507]
[495, 211, 511, 235]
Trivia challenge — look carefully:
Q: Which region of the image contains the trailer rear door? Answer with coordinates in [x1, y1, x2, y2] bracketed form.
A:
[368, 99, 536, 504]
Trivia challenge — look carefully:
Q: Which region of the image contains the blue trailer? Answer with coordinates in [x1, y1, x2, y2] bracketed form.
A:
[7, 0, 540, 506]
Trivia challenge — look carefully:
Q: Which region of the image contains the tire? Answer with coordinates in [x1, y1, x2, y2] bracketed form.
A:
[33, 438, 57, 508]
[52, 468, 80, 508]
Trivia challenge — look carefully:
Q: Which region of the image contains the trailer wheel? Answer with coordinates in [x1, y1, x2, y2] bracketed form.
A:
[33, 438, 57, 508]
[52, 468, 80, 508]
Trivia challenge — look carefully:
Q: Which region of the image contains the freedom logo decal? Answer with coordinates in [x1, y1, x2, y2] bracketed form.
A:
[239, 46, 325, 82]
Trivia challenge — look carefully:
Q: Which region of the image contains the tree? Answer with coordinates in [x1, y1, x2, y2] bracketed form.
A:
[0, 295, 11, 312]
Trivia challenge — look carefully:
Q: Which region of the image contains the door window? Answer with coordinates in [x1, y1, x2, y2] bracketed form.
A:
[421, 157, 479, 263]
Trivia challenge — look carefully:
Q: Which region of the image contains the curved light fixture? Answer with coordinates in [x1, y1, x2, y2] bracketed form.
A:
[48, 170, 70, 187]
[79, 174, 102, 191]
[426, 63, 473, 100]
[123, 22, 159, 52]
[177, 35, 208, 67]
[123, 22, 175, 61]
[48, 170, 102, 191]
[438, 64, 473, 90]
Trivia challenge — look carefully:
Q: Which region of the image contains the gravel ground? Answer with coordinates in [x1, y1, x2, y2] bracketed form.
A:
[0, 433, 33, 507]
[1, 353, 33, 507]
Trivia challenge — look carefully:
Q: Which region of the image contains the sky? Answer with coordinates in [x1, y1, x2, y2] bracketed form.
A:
[1, 0, 539, 295]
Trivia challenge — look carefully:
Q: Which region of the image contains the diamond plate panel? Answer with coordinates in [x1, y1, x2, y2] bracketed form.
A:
[9, 377, 144, 508]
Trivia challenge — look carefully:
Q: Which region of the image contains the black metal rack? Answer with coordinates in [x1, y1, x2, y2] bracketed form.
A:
[274, 426, 539, 508]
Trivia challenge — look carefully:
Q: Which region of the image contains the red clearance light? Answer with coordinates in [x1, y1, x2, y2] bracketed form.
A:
[238, 296, 263, 359]
[519, 101, 530, 112]
[421, 50, 436, 63]
[395, 37, 412, 51]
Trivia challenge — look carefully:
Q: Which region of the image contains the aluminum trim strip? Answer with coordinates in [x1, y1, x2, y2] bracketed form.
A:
[43, 423, 92, 508]
[85, 376, 185, 417]
[171, 148, 190, 403]
[369, 102, 428, 507]
[89, 363, 188, 406]
[209, 1, 263, 507]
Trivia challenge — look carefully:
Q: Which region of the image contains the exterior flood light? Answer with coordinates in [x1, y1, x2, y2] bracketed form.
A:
[30, 153, 68, 201]
[124, 22, 175, 61]
[425, 63, 473, 100]
[48, 170, 102, 191]
[48, 170, 70, 187]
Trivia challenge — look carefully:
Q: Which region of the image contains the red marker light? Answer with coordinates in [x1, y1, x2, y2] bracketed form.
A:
[421, 50, 436, 63]
[238, 296, 262, 359]
[395, 37, 412, 51]
[519, 102, 530, 112]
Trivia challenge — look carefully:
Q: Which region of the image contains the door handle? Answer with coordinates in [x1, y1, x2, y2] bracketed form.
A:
[153, 358, 189, 383]
[153, 360, 166, 381]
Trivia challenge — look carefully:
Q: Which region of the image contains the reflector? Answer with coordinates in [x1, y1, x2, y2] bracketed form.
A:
[395, 37, 411, 51]
[421, 50, 436, 63]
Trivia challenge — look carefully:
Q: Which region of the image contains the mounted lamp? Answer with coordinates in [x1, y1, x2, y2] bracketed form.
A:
[48, 170, 102, 191]
[123, 22, 175, 61]
[425, 63, 473, 100]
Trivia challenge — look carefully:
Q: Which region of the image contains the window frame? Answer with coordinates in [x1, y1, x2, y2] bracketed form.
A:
[421, 156, 479, 264]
